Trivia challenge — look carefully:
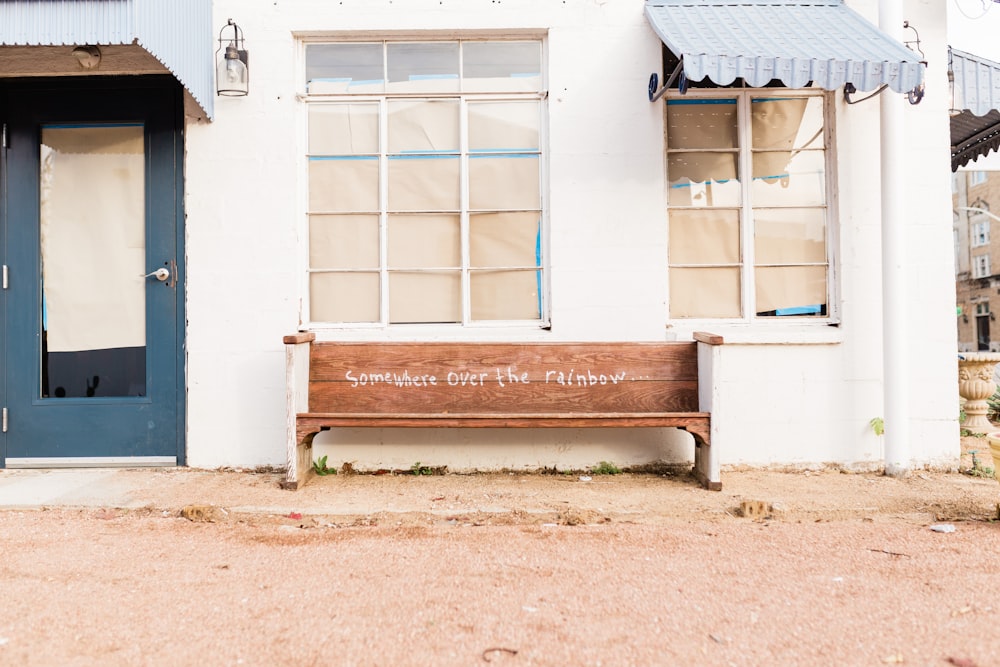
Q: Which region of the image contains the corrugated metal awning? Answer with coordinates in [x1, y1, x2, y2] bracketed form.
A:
[950, 48, 1000, 170]
[0, 0, 214, 120]
[644, 0, 925, 94]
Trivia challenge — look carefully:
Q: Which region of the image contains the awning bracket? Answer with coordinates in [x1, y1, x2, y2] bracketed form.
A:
[648, 58, 685, 103]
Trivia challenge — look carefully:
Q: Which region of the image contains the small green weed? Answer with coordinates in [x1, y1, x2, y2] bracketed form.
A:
[312, 455, 338, 476]
[869, 417, 885, 437]
[590, 461, 622, 475]
[965, 450, 995, 479]
[411, 462, 434, 476]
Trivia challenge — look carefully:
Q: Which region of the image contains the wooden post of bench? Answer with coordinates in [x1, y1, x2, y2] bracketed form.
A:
[282, 332, 315, 490]
[693, 331, 724, 491]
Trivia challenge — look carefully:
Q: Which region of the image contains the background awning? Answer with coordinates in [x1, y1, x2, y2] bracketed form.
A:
[950, 48, 1000, 171]
[0, 0, 214, 120]
[644, 0, 925, 94]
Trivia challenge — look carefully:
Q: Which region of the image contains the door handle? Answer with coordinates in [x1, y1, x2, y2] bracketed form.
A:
[142, 268, 170, 282]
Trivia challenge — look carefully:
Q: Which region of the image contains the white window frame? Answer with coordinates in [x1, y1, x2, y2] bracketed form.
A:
[299, 36, 550, 331]
[664, 88, 837, 325]
[969, 171, 987, 187]
[972, 219, 990, 248]
[975, 253, 991, 279]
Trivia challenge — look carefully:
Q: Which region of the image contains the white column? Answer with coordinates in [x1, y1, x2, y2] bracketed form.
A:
[880, 0, 910, 476]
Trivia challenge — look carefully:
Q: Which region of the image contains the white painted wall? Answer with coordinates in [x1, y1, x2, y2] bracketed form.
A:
[181, 0, 959, 473]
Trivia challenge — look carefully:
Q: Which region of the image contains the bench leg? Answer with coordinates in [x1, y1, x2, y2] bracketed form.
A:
[281, 430, 319, 491]
[686, 425, 721, 491]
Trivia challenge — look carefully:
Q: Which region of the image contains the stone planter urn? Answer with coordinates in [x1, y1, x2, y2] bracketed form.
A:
[958, 353, 1000, 434]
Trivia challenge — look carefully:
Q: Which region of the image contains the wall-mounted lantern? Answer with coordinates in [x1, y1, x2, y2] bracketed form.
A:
[216, 19, 249, 97]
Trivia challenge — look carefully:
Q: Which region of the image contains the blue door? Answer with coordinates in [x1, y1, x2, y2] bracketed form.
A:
[0, 79, 184, 466]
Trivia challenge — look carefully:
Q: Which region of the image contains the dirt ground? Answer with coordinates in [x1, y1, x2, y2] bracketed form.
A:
[2, 464, 1000, 666]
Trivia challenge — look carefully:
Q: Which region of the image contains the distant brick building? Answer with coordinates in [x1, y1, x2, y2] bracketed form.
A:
[954, 171, 1000, 352]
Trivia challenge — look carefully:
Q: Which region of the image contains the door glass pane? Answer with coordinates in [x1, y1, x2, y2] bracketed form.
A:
[40, 125, 146, 398]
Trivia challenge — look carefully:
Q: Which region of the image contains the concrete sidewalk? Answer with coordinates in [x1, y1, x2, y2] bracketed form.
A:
[0, 468, 152, 510]
[0, 468, 311, 514]
[0, 465, 734, 523]
[0, 466, 690, 518]
[2, 466, 999, 525]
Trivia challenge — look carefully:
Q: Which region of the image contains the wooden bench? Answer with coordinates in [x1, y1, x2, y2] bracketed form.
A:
[282, 335, 722, 491]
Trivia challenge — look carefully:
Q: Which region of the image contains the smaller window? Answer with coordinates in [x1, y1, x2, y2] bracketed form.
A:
[970, 171, 987, 186]
[974, 254, 991, 279]
[973, 220, 990, 248]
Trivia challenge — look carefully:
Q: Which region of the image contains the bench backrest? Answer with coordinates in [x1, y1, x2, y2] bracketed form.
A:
[308, 342, 699, 415]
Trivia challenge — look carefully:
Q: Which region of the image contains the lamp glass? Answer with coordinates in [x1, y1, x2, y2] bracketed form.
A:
[217, 46, 249, 96]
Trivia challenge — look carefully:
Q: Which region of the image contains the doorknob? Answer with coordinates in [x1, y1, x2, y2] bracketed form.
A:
[142, 268, 170, 282]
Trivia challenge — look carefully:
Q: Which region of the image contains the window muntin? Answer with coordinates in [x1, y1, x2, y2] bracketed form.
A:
[666, 92, 830, 320]
[305, 40, 544, 326]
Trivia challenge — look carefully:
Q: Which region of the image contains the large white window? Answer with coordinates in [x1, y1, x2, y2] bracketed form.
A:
[666, 91, 831, 320]
[304, 40, 545, 326]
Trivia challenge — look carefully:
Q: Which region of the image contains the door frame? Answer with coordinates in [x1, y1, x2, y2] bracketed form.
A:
[0, 75, 186, 466]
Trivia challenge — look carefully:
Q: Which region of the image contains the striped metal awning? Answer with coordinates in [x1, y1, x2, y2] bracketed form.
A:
[950, 48, 1000, 171]
[0, 0, 214, 120]
[644, 0, 925, 94]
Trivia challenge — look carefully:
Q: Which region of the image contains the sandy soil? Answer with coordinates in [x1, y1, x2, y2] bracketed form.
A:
[2, 465, 1000, 666]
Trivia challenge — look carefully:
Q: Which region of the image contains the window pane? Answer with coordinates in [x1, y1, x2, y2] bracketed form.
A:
[310, 272, 380, 322]
[668, 209, 740, 265]
[754, 208, 826, 265]
[389, 271, 461, 323]
[388, 214, 460, 268]
[470, 212, 541, 267]
[670, 267, 741, 318]
[469, 101, 539, 152]
[471, 270, 541, 320]
[463, 41, 542, 92]
[306, 43, 384, 93]
[666, 99, 737, 150]
[388, 155, 460, 211]
[751, 149, 825, 206]
[309, 104, 379, 155]
[310, 215, 380, 269]
[387, 100, 459, 153]
[40, 125, 146, 398]
[752, 97, 823, 150]
[387, 42, 459, 93]
[755, 266, 826, 315]
[469, 155, 539, 210]
[309, 157, 379, 212]
[667, 153, 740, 207]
